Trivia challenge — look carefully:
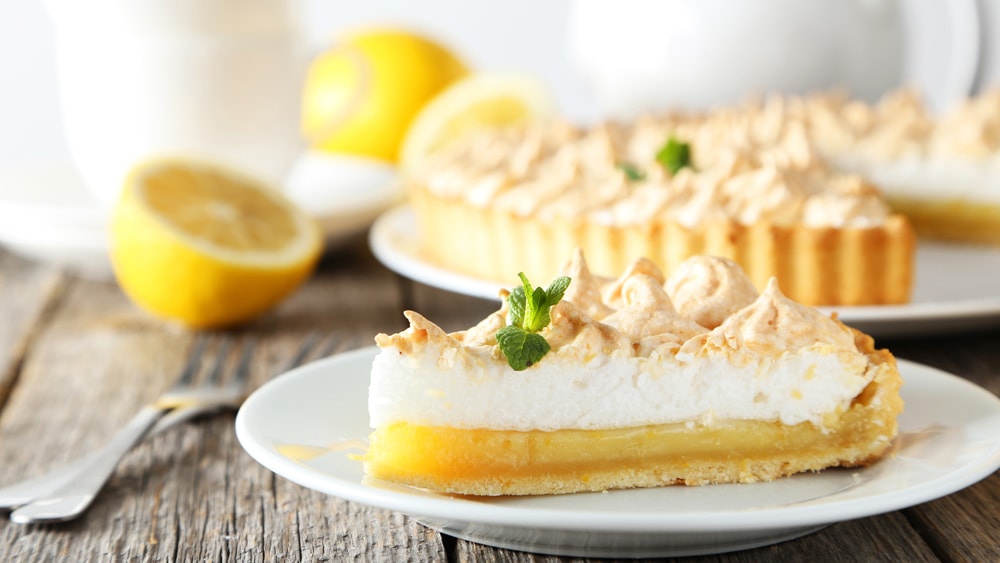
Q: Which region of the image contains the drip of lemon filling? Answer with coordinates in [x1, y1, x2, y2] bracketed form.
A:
[364, 254, 904, 496]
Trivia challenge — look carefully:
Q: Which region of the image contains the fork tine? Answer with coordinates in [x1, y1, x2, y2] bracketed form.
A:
[175, 335, 209, 386]
[203, 336, 233, 385]
[315, 336, 338, 360]
[232, 337, 256, 388]
[147, 337, 252, 433]
[282, 333, 320, 372]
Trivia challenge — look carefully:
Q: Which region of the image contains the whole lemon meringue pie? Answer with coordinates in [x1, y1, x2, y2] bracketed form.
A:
[405, 110, 915, 307]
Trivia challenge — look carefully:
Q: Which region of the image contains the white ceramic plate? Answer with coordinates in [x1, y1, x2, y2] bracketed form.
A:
[235, 347, 1000, 558]
[369, 206, 1000, 338]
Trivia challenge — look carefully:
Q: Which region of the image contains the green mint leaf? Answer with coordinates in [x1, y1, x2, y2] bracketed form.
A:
[617, 162, 646, 181]
[516, 272, 535, 330]
[497, 273, 572, 370]
[507, 285, 526, 328]
[496, 326, 550, 371]
[656, 136, 692, 175]
[520, 332, 550, 369]
[517, 272, 534, 295]
[545, 276, 571, 307]
[526, 286, 549, 332]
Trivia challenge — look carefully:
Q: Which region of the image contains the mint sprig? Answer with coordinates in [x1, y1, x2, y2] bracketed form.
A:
[616, 162, 646, 182]
[656, 136, 692, 175]
[496, 273, 571, 371]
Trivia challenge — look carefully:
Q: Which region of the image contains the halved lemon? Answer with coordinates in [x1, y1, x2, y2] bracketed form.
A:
[399, 72, 556, 172]
[109, 159, 323, 329]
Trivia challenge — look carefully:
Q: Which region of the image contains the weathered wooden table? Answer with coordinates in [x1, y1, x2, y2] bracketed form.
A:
[0, 241, 997, 562]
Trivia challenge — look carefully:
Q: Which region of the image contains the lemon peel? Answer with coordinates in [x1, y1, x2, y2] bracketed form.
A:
[301, 28, 468, 162]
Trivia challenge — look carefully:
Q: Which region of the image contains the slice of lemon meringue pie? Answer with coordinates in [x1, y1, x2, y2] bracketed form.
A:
[364, 251, 903, 496]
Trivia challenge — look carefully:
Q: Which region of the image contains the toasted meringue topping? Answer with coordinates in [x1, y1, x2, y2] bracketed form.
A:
[600, 274, 706, 343]
[679, 279, 858, 362]
[664, 256, 759, 329]
[376, 254, 858, 361]
[414, 110, 889, 228]
[544, 300, 633, 361]
[799, 88, 1000, 160]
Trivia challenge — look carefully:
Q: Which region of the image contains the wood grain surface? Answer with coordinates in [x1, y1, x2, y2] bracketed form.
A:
[0, 242, 996, 562]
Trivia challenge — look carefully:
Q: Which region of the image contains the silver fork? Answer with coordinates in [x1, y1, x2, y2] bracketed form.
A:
[0, 333, 329, 519]
[6, 335, 257, 524]
[0, 336, 233, 511]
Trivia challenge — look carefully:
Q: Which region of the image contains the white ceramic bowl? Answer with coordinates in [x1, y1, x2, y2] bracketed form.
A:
[283, 151, 404, 247]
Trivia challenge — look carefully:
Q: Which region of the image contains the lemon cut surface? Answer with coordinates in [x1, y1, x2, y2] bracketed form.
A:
[110, 159, 323, 329]
[400, 72, 555, 172]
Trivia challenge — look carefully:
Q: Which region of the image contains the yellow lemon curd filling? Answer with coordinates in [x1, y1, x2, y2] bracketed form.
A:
[884, 197, 1000, 245]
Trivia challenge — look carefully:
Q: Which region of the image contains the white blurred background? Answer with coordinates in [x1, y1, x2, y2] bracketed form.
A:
[0, 0, 589, 168]
[1, 0, 999, 168]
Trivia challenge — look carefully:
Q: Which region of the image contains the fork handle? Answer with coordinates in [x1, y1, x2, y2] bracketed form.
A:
[0, 403, 227, 511]
[9, 405, 167, 524]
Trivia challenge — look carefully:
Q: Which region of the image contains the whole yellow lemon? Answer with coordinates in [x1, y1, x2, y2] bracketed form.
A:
[301, 28, 469, 162]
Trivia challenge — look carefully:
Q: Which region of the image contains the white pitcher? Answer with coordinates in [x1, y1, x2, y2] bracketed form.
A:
[568, 0, 979, 118]
[45, 0, 307, 207]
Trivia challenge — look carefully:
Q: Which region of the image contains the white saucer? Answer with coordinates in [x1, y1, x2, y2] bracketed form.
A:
[0, 155, 405, 278]
[0, 163, 112, 279]
[236, 347, 1000, 558]
[369, 205, 1000, 338]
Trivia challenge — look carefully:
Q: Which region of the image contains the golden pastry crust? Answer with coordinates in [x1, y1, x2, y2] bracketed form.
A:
[411, 187, 915, 306]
